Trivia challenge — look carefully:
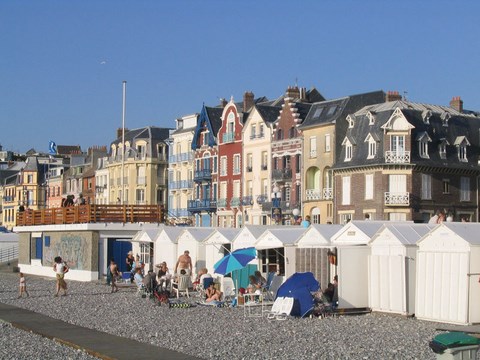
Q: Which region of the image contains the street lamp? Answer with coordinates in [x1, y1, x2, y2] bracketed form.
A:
[271, 184, 282, 224]
[292, 208, 300, 224]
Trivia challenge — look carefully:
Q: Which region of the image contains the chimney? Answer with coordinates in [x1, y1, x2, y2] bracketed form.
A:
[243, 91, 254, 111]
[450, 96, 463, 113]
[220, 98, 228, 108]
[285, 86, 300, 100]
[117, 127, 128, 139]
[386, 91, 402, 102]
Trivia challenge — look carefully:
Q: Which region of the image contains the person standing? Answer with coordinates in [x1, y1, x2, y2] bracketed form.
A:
[174, 250, 193, 276]
[109, 258, 119, 293]
[18, 272, 30, 298]
[125, 251, 134, 272]
[301, 215, 311, 228]
[53, 256, 69, 297]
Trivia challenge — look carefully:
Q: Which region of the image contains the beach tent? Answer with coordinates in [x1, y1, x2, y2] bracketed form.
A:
[368, 223, 434, 315]
[177, 228, 214, 275]
[276, 272, 320, 317]
[330, 221, 388, 309]
[254, 227, 306, 279]
[154, 226, 184, 271]
[415, 223, 480, 325]
[295, 224, 342, 289]
[203, 228, 240, 274]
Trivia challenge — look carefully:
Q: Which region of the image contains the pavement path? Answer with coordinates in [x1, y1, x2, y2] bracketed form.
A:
[0, 302, 201, 360]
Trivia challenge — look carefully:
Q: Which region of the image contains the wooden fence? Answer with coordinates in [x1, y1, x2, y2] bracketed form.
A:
[16, 205, 163, 226]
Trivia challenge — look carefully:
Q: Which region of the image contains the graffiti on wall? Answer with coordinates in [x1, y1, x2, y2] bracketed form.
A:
[44, 233, 90, 270]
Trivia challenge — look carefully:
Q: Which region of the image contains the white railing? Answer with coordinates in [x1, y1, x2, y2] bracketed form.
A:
[305, 189, 321, 200]
[323, 188, 333, 200]
[385, 151, 410, 163]
[384, 192, 410, 205]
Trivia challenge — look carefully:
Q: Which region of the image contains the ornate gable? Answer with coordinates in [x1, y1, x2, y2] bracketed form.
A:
[381, 108, 415, 132]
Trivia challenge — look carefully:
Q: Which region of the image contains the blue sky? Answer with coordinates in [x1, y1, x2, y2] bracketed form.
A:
[1, 1, 479, 154]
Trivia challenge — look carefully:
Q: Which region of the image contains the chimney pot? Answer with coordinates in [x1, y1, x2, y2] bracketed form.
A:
[450, 96, 463, 113]
[243, 91, 254, 112]
[386, 90, 402, 102]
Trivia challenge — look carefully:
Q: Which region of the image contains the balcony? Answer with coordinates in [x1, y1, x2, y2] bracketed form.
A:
[168, 152, 194, 164]
[256, 195, 268, 204]
[187, 199, 217, 213]
[230, 197, 241, 207]
[246, 166, 253, 172]
[323, 188, 333, 200]
[137, 176, 147, 185]
[272, 168, 292, 181]
[194, 169, 212, 182]
[305, 189, 321, 201]
[168, 208, 190, 218]
[217, 198, 227, 208]
[169, 180, 194, 190]
[385, 151, 410, 164]
[242, 196, 253, 206]
[222, 132, 235, 143]
[384, 192, 410, 205]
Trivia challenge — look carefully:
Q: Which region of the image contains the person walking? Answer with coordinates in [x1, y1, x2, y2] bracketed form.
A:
[53, 256, 69, 297]
[109, 258, 119, 293]
[18, 272, 30, 298]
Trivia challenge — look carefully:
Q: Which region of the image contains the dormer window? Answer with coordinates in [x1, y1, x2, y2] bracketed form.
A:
[416, 132, 432, 159]
[422, 110, 432, 124]
[346, 115, 355, 129]
[366, 111, 375, 125]
[454, 136, 470, 162]
[441, 112, 451, 127]
[439, 139, 449, 159]
[364, 133, 377, 159]
[342, 137, 353, 161]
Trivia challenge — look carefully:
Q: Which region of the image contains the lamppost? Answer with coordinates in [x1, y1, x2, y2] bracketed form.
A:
[292, 208, 300, 224]
[271, 184, 282, 225]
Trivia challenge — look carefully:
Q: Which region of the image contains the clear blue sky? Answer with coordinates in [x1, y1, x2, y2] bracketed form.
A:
[1, 1, 479, 154]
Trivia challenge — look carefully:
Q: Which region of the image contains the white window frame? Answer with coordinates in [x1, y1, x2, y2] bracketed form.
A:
[310, 136, 317, 158]
[421, 174, 432, 200]
[220, 156, 227, 176]
[419, 138, 429, 159]
[233, 154, 241, 175]
[460, 177, 470, 201]
[365, 174, 373, 200]
[325, 134, 331, 152]
[458, 144, 467, 162]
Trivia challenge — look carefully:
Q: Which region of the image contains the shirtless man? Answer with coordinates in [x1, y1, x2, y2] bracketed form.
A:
[175, 250, 193, 275]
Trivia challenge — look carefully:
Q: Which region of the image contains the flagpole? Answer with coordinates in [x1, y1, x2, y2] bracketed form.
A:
[121, 81, 126, 205]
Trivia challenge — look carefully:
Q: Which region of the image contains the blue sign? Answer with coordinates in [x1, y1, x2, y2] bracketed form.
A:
[48, 141, 57, 155]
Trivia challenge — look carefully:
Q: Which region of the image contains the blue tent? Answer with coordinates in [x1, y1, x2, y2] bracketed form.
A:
[276, 272, 320, 318]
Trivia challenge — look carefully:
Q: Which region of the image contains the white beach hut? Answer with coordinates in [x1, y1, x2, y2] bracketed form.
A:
[177, 228, 214, 275]
[368, 223, 434, 315]
[154, 226, 184, 271]
[295, 224, 342, 289]
[415, 223, 480, 325]
[330, 221, 387, 309]
[203, 228, 240, 274]
[232, 225, 272, 252]
[254, 227, 306, 278]
[130, 227, 162, 271]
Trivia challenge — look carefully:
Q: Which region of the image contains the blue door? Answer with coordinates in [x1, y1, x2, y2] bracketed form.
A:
[107, 239, 132, 273]
[35, 238, 43, 260]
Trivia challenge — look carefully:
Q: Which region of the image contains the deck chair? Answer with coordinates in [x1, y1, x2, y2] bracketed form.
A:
[266, 296, 285, 320]
[221, 277, 235, 301]
[172, 275, 190, 298]
[121, 272, 131, 283]
[276, 297, 294, 320]
[262, 272, 276, 301]
[197, 276, 214, 299]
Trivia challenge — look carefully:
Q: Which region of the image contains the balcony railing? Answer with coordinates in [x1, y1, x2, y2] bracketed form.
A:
[16, 204, 163, 226]
[217, 198, 227, 207]
[168, 152, 194, 164]
[222, 132, 235, 143]
[194, 169, 212, 182]
[305, 189, 321, 201]
[384, 192, 410, 205]
[187, 199, 217, 213]
[230, 197, 241, 207]
[385, 151, 410, 164]
[272, 168, 292, 181]
[169, 180, 194, 190]
[323, 188, 333, 200]
[242, 196, 253, 206]
[168, 208, 190, 218]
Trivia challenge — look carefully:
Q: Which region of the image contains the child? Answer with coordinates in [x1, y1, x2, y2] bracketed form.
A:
[18, 272, 29, 298]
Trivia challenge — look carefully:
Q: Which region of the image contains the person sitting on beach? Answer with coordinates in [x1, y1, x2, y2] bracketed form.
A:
[156, 262, 171, 290]
[322, 283, 335, 303]
[254, 271, 266, 288]
[134, 268, 144, 290]
[205, 282, 222, 303]
[143, 270, 157, 293]
[247, 275, 262, 295]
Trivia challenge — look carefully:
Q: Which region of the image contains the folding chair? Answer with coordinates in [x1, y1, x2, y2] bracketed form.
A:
[262, 272, 276, 301]
[172, 275, 190, 298]
[221, 277, 235, 301]
[266, 296, 285, 320]
[276, 297, 294, 320]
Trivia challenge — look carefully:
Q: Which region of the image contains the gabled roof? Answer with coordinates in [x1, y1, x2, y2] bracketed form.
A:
[295, 224, 343, 247]
[331, 221, 390, 245]
[423, 223, 480, 245]
[112, 126, 172, 144]
[256, 104, 281, 124]
[369, 223, 435, 246]
[255, 228, 306, 249]
[182, 227, 215, 242]
[158, 226, 184, 243]
[192, 105, 223, 149]
[203, 228, 241, 245]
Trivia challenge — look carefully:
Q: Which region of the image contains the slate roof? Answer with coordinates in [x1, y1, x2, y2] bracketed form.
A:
[110, 126, 172, 157]
[255, 104, 281, 124]
[57, 145, 82, 155]
[204, 107, 224, 135]
[335, 99, 480, 170]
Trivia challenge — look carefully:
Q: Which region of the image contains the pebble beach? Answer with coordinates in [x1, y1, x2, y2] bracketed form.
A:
[0, 272, 477, 360]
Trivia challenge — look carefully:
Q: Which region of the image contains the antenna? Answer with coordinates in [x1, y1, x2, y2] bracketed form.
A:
[403, 91, 408, 101]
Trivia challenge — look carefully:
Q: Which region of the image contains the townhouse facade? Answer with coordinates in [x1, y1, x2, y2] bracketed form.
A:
[167, 113, 197, 225]
[334, 95, 480, 223]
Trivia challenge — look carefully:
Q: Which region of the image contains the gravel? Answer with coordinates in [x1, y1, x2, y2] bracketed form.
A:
[0, 273, 476, 360]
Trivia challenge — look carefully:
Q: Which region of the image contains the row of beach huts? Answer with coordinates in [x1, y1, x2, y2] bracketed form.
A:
[128, 221, 480, 326]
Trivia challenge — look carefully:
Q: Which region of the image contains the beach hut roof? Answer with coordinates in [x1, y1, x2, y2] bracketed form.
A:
[295, 224, 342, 247]
[182, 227, 215, 242]
[419, 222, 480, 245]
[131, 228, 160, 243]
[157, 226, 185, 243]
[370, 223, 435, 245]
[203, 228, 241, 245]
[243, 225, 276, 239]
[255, 228, 306, 249]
